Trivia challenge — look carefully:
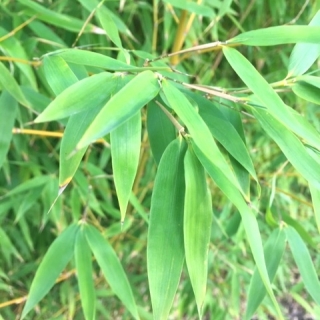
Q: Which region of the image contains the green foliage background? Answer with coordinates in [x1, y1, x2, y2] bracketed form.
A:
[1, 0, 320, 319]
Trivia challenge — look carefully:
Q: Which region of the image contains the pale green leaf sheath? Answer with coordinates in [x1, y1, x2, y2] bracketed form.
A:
[184, 147, 212, 318]
[148, 137, 187, 320]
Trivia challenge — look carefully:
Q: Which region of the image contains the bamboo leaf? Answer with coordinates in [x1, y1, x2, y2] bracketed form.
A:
[85, 225, 139, 320]
[162, 80, 244, 199]
[310, 184, 320, 234]
[223, 47, 320, 151]
[0, 91, 17, 169]
[292, 82, 320, 105]
[191, 142, 284, 319]
[21, 224, 79, 319]
[75, 227, 96, 320]
[97, 5, 123, 48]
[252, 107, 320, 189]
[288, 10, 320, 76]
[111, 112, 141, 222]
[76, 70, 159, 150]
[35, 72, 115, 122]
[147, 137, 187, 320]
[184, 147, 212, 318]
[0, 62, 31, 109]
[228, 26, 320, 46]
[245, 228, 286, 320]
[286, 226, 320, 305]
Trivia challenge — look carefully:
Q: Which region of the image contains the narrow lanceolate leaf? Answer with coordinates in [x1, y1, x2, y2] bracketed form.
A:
[42, 56, 79, 95]
[292, 82, 320, 105]
[245, 228, 286, 320]
[148, 137, 187, 320]
[184, 147, 212, 318]
[252, 107, 320, 189]
[97, 5, 123, 48]
[191, 143, 284, 320]
[228, 26, 320, 46]
[286, 227, 320, 305]
[76, 71, 160, 150]
[161, 80, 244, 199]
[147, 101, 176, 165]
[223, 47, 320, 151]
[35, 72, 115, 122]
[75, 227, 96, 320]
[309, 184, 320, 234]
[111, 112, 141, 222]
[84, 225, 139, 320]
[55, 49, 136, 71]
[21, 224, 79, 319]
[0, 62, 31, 109]
[59, 75, 133, 186]
[288, 10, 320, 77]
[0, 91, 17, 169]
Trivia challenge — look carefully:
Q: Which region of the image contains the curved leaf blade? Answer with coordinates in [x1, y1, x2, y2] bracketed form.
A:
[184, 147, 212, 318]
[84, 225, 139, 320]
[21, 224, 79, 319]
[76, 70, 160, 149]
[147, 137, 187, 320]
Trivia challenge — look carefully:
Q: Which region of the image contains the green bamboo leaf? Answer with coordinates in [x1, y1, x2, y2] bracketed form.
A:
[97, 5, 123, 48]
[228, 26, 320, 46]
[147, 137, 187, 320]
[0, 62, 31, 109]
[286, 226, 320, 305]
[84, 225, 139, 320]
[0, 27, 37, 90]
[296, 75, 320, 89]
[42, 56, 79, 95]
[245, 228, 286, 320]
[223, 47, 320, 151]
[146, 100, 176, 165]
[35, 72, 116, 122]
[191, 142, 284, 319]
[163, 0, 215, 17]
[186, 91, 258, 196]
[55, 49, 137, 71]
[288, 10, 320, 76]
[310, 184, 320, 234]
[252, 107, 320, 189]
[0, 91, 17, 169]
[59, 75, 133, 186]
[76, 70, 159, 150]
[111, 112, 141, 222]
[17, 0, 95, 33]
[75, 227, 96, 320]
[184, 147, 212, 318]
[162, 80, 244, 199]
[292, 82, 320, 105]
[21, 224, 79, 319]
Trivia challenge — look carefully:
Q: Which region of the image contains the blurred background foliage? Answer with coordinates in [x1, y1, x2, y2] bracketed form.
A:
[0, 0, 320, 319]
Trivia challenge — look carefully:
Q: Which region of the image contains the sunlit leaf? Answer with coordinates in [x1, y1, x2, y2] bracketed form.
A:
[147, 137, 187, 320]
